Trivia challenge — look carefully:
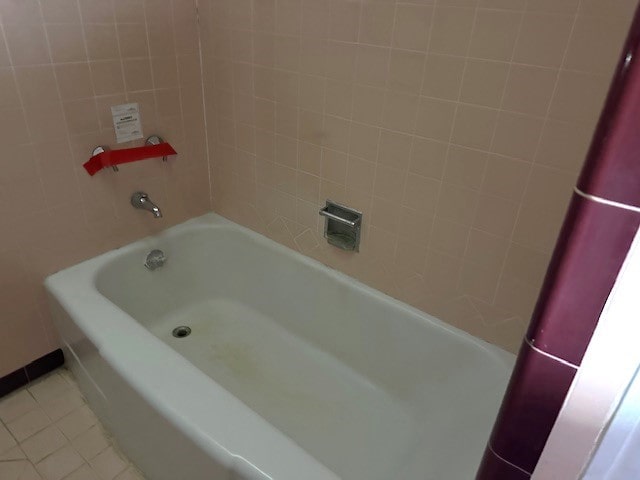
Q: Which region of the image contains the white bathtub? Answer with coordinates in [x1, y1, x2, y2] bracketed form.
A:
[45, 213, 514, 480]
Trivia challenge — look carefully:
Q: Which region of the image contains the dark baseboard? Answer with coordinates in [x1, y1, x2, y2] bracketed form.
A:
[0, 349, 65, 398]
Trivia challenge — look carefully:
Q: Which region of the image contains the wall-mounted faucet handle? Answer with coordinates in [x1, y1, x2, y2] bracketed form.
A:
[146, 135, 168, 162]
[92, 146, 118, 172]
[131, 191, 162, 218]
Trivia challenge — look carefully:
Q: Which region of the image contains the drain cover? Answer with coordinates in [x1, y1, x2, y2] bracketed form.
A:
[172, 326, 191, 338]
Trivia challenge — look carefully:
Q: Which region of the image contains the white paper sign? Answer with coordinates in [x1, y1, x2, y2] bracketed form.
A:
[111, 103, 143, 143]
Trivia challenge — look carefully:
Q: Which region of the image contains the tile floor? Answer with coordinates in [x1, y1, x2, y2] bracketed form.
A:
[0, 368, 145, 480]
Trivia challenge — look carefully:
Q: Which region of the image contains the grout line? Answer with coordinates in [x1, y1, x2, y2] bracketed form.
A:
[524, 336, 580, 370]
[420, 0, 481, 282]
[110, 0, 129, 104]
[489, 0, 583, 306]
[373, 0, 403, 269]
[488, 443, 534, 476]
[460, 5, 527, 304]
[194, 0, 215, 212]
[574, 187, 640, 213]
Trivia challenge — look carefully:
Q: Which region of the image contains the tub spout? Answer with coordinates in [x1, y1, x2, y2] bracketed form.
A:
[131, 191, 162, 218]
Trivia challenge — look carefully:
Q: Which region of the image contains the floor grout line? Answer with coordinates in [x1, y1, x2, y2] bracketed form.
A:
[0, 368, 145, 480]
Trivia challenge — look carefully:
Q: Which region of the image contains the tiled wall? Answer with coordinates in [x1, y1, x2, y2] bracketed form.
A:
[1, 0, 636, 378]
[0, 0, 209, 377]
[478, 3, 640, 476]
[199, 0, 635, 352]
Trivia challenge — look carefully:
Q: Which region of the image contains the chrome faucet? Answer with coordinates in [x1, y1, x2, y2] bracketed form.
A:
[131, 192, 162, 218]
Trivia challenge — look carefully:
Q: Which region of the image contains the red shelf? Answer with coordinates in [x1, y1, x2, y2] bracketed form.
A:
[83, 142, 177, 176]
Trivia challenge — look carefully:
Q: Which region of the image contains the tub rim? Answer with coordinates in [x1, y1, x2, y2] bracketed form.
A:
[45, 212, 514, 480]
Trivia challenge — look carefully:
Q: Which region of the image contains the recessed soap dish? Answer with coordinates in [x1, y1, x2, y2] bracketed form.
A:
[319, 200, 363, 252]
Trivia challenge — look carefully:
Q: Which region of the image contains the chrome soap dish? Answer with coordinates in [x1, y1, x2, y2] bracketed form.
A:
[319, 200, 363, 252]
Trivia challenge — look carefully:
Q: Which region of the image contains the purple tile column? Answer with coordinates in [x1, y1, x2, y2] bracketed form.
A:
[477, 4, 640, 478]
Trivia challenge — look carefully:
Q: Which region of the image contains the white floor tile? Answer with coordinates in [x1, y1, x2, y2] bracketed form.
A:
[40, 390, 85, 422]
[0, 421, 17, 453]
[7, 409, 52, 442]
[0, 391, 39, 424]
[113, 467, 145, 480]
[56, 406, 98, 440]
[21, 425, 68, 463]
[89, 447, 128, 480]
[62, 465, 100, 480]
[28, 375, 73, 404]
[0, 369, 144, 480]
[71, 425, 110, 461]
[18, 462, 43, 480]
[0, 445, 26, 461]
[0, 460, 27, 480]
[36, 446, 85, 480]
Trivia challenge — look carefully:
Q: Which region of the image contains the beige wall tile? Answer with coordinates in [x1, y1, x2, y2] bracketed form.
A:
[46, 24, 87, 63]
[430, 217, 470, 257]
[41, 0, 82, 23]
[403, 173, 440, 212]
[359, 1, 395, 47]
[378, 130, 413, 169]
[55, 64, 94, 100]
[469, 9, 521, 61]
[393, 4, 433, 51]
[580, 0, 638, 17]
[382, 91, 419, 133]
[328, 0, 360, 42]
[473, 193, 519, 237]
[452, 104, 498, 150]
[415, 97, 457, 141]
[536, 120, 592, 174]
[502, 65, 558, 117]
[527, 0, 580, 14]
[549, 71, 610, 123]
[0, 0, 211, 377]
[422, 54, 465, 100]
[374, 165, 406, 203]
[0, 0, 630, 374]
[349, 122, 380, 163]
[564, 14, 632, 74]
[4, 23, 50, 65]
[429, 6, 475, 56]
[352, 85, 385, 125]
[492, 112, 544, 161]
[481, 154, 530, 202]
[514, 13, 574, 67]
[15, 66, 59, 106]
[460, 59, 510, 108]
[388, 50, 426, 94]
[409, 137, 448, 180]
[355, 44, 389, 88]
[443, 146, 488, 190]
[78, 0, 115, 23]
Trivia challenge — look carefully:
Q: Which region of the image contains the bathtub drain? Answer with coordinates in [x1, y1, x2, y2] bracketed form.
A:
[172, 326, 192, 338]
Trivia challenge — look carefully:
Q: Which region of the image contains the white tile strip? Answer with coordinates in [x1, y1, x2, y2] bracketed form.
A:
[524, 337, 579, 370]
[574, 187, 640, 214]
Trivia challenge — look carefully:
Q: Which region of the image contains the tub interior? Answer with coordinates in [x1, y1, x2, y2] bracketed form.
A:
[95, 225, 510, 479]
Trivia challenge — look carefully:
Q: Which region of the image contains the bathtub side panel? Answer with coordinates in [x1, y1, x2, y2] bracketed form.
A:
[47, 293, 234, 480]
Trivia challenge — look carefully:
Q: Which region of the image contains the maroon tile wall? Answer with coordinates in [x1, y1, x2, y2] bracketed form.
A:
[526, 194, 640, 365]
[486, 342, 577, 473]
[577, 8, 640, 208]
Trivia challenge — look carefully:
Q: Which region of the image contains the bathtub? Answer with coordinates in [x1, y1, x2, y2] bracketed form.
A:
[45, 213, 514, 480]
